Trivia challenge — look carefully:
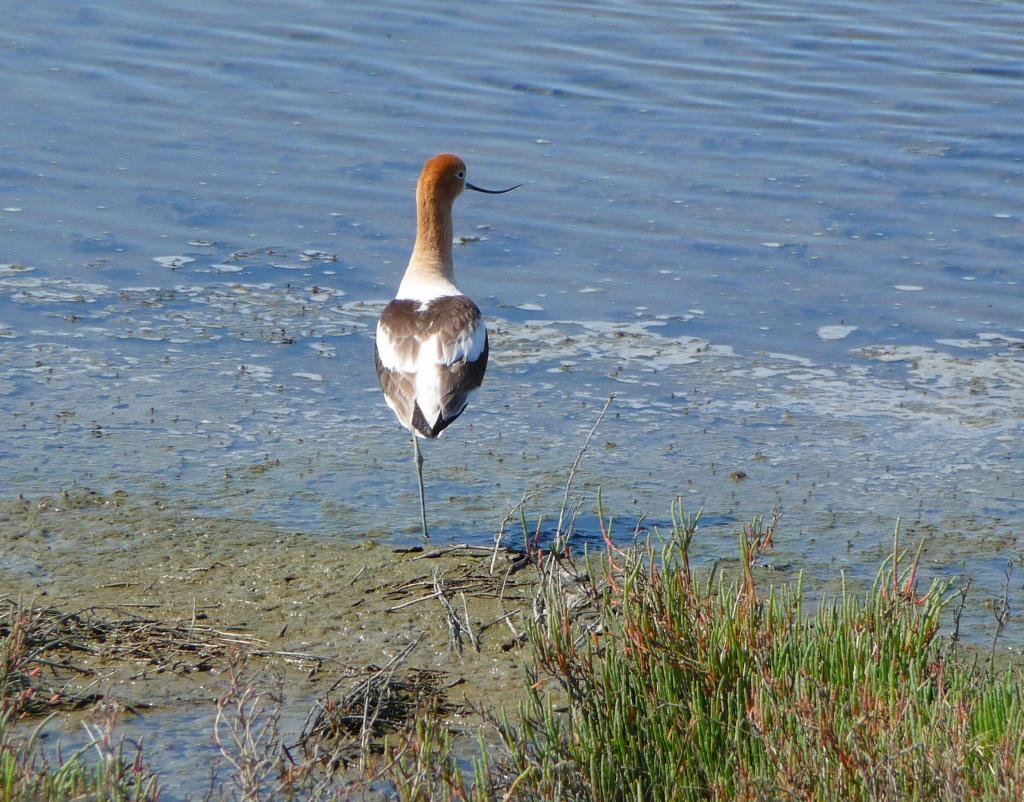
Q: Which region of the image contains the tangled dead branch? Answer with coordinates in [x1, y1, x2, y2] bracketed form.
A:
[0, 596, 321, 716]
[297, 638, 454, 768]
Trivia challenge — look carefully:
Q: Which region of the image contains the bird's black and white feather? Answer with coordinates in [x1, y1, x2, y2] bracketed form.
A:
[375, 293, 488, 439]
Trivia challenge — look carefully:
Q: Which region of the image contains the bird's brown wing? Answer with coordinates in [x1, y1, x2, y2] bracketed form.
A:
[375, 300, 421, 431]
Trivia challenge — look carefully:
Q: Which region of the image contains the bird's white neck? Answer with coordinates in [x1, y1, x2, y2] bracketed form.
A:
[395, 266, 462, 302]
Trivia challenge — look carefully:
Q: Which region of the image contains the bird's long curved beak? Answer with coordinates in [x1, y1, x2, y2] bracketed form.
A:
[466, 181, 521, 194]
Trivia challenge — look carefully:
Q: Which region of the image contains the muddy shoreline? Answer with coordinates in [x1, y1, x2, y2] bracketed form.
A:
[1, 490, 543, 762]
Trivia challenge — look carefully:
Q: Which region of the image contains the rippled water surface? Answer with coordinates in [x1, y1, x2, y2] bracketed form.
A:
[3, 1, 1022, 629]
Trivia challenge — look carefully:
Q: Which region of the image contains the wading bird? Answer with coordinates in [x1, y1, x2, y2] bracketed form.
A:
[374, 154, 518, 538]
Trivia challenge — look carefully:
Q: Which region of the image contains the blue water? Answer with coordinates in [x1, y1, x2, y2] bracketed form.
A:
[1, 0, 1022, 622]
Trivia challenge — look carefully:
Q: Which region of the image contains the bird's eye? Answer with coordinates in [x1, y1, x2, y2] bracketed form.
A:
[457, 170, 465, 179]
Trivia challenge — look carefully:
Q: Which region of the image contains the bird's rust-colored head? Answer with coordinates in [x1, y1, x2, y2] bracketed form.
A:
[417, 153, 469, 207]
[418, 153, 521, 207]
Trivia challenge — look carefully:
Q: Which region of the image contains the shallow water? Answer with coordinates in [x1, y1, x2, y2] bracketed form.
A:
[2, 0, 1022, 657]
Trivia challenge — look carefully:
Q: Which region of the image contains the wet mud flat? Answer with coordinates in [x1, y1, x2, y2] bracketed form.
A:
[0, 489, 554, 793]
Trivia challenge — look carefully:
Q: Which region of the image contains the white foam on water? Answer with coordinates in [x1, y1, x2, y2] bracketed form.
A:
[817, 325, 858, 340]
[0, 264, 34, 275]
[153, 256, 195, 269]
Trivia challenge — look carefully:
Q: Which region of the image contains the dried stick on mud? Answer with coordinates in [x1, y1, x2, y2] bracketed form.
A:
[433, 570, 465, 654]
[554, 393, 615, 552]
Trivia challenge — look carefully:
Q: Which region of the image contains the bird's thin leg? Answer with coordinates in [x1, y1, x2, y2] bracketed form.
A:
[412, 432, 429, 539]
